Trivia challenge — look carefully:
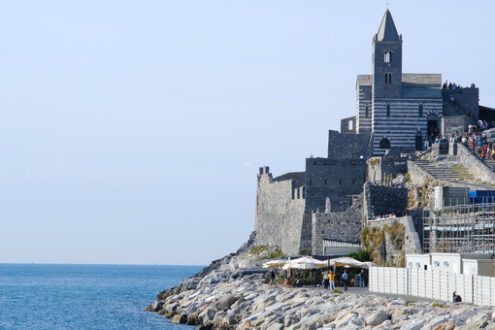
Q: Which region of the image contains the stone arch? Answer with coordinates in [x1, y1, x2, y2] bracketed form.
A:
[379, 138, 391, 149]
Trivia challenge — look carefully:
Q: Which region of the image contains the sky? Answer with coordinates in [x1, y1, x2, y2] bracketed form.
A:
[0, 1, 494, 265]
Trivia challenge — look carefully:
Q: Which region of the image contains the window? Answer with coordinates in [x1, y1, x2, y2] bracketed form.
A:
[386, 104, 391, 117]
[418, 103, 423, 117]
[309, 180, 312, 186]
[384, 51, 392, 63]
[348, 120, 353, 131]
[384, 73, 392, 84]
[379, 138, 391, 149]
[365, 104, 369, 118]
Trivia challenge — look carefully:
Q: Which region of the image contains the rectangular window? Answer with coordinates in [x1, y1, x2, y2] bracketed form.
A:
[365, 105, 368, 118]
[386, 104, 391, 117]
[384, 73, 392, 84]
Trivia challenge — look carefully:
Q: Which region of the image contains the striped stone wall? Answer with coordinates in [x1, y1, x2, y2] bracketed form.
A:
[356, 85, 372, 134]
[372, 98, 443, 155]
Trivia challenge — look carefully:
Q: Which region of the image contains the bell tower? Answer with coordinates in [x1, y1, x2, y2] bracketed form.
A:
[372, 9, 402, 99]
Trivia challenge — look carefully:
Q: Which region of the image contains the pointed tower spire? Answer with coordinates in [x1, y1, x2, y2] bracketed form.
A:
[376, 9, 400, 42]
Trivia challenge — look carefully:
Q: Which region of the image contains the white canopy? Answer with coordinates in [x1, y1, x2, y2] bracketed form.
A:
[282, 256, 327, 270]
[262, 259, 288, 268]
[327, 257, 366, 268]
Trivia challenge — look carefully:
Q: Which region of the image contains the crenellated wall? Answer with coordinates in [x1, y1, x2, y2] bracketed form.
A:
[254, 167, 306, 255]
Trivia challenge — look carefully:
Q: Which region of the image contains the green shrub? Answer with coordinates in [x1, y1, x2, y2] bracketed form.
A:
[264, 249, 286, 259]
[250, 245, 269, 255]
[432, 302, 445, 308]
[348, 250, 371, 262]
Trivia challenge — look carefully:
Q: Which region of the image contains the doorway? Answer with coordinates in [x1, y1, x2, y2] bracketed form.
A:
[428, 119, 439, 140]
[415, 134, 423, 151]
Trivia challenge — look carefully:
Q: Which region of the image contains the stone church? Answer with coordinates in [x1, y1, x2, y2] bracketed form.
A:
[254, 9, 485, 256]
[341, 9, 479, 155]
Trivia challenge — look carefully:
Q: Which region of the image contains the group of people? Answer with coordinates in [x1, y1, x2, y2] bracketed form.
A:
[321, 269, 366, 291]
[442, 81, 476, 90]
[428, 130, 495, 162]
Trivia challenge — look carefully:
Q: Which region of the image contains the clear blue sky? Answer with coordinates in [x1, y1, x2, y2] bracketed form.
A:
[0, 1, 493, 265]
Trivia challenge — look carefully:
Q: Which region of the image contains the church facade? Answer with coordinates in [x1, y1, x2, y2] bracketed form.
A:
[351, 10, 457, 155]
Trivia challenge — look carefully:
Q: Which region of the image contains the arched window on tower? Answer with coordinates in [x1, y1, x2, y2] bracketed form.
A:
[379, 138, 391, 149]
[418, 103, 423, 117]
[384, 73, 392, 84]
[384, 51, 392, 63]
[386, 103, 391, 117]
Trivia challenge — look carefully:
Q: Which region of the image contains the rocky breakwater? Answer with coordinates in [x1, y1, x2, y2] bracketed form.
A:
[147, 235, 495, 329]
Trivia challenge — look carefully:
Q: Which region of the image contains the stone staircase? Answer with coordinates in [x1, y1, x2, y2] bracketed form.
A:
[413, 159, 461, 182]
[483, 159, 495, 170]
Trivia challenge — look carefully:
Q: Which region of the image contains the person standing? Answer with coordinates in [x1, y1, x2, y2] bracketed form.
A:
[355, 272, 361, 288]
[342, 270, 349, 291]
[329, 270, 335, 291]
[322, 271, 329, 289]
[359, 269, 365, 287]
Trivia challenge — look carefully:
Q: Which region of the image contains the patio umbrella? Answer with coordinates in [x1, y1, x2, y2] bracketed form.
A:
[327, 257, 365, 268]
[262, 259, 288, 268]
[282, 256, 327, 270]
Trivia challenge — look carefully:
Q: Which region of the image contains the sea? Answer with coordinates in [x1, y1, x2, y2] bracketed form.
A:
[0, 264, 203, 329]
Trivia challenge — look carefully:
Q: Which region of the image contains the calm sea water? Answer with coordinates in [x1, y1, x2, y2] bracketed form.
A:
[0, 264, 203, 329]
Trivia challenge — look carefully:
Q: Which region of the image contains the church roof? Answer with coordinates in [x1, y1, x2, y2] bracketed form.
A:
[356, 74, 372, 86]
[402, 74, 442, 87]
[401, 73, 442, 98]
[376, 9, 400, 42]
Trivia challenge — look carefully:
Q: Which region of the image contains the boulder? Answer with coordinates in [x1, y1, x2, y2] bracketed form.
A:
[365, 310, 389, 326]
[266, 322, 284, 330]
[423, 315, 451, 329]
[401, 318, 426, 330]
[433, 321, 456, 330]
[171, 314, 181, 324]
[186, 313, 199, 325]
[214, 294, 242, 311]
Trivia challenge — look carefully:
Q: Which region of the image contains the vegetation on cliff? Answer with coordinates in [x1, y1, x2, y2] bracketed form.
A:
[361, 221, 405, 267]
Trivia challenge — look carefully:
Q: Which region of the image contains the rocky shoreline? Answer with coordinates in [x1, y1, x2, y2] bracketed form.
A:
[147, 235, 495, 329]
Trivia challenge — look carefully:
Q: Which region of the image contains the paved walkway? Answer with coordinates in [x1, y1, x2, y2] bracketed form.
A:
[315, 286, 440, 303]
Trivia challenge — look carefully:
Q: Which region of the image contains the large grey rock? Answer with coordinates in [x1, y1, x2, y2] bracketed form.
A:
[214, 294, 242, 311]
[365, 310, 389, 326]
[401, 318, 426, 330]
[266, 322, 284, 330]
[423, 314, 450, 329]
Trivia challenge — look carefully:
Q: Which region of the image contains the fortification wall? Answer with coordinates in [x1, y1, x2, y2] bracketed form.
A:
[367, 156, 408, 184]
[441, 115, 475, 136]
[311, 196, 363, 255]
[456, 143, 495, 185]
[305, 157, 366, 212]
[363, 182, 408, 221]
[442, 87, 479, 119]
[327, 130, 371, 160]
[254, 167, 306, 255]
